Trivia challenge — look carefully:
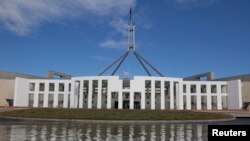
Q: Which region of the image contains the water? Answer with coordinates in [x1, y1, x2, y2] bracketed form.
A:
[0, 118, 249, 141]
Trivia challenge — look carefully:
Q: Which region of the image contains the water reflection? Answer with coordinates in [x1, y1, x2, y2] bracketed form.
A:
[0, 121, 210, 141]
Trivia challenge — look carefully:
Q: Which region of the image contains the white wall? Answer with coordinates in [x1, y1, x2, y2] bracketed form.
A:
[227, 80, 242, 110]
[13, 76, 243, 111]
[14, 77, 29, 107]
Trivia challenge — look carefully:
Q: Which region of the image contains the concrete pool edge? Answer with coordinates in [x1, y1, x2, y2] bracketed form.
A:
[0, 116, 236, 124]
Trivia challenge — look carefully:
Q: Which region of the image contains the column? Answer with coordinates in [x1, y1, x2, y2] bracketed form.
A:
[196, 84, 201, 110]
[107, 90, 111, 109]
[170, 81, 174, 110]
[78, 81, 83, 108]
[217, 84, 222, 110]
[70, 81, 75, 108]
[63, 82, 69, 108]
[151, 80, 155, 110]
[88, 80, 93, 109]
[207, 84, 212, 110]
[74, 82, 80, 108]
[160, 81, 165, 110]
[97, 80, 102, 109]
[130, 92, 134, 109]
[141, 91, 145, 109]
[186, 84, 191, 110]
[33, 82, 39, 107]
[43, 82, 49, 108]
[53, 82, 59, 108]
[175, 82, 179, 109]
[178, 82, 183, 110]
[118, 91, 123, 109]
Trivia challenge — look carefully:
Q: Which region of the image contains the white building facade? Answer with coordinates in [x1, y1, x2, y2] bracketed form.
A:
[14, 76, 242, 110]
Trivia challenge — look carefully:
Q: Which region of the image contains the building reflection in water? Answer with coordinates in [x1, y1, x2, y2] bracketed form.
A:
[0, 122, 208, 141]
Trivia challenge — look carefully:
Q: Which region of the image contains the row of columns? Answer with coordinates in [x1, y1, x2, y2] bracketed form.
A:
[30, 80, 225, 110]
[183, 84, 223, 110]
[71, 80, 180, 110]
[32, 82, 70, 108]
[184, 94, 224, 110]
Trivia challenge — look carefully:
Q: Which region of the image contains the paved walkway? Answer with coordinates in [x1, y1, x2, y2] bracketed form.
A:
[193, 110, 250, 117]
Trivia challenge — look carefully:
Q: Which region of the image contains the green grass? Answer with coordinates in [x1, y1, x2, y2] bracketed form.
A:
[0, 109, 232, 120]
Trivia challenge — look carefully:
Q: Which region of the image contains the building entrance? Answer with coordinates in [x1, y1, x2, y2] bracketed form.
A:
[123, 101, 130, 109]
[134, 102, 140, 109]
[114, 101, 118, 109]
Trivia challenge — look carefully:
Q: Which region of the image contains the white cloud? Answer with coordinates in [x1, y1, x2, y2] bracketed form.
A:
[110, 18, 128, 36]
[99, 39, 127, 50]
[0, 0, 136, 36]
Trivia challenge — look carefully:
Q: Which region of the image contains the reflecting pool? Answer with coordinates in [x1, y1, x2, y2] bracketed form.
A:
[0, 118, 249, 141]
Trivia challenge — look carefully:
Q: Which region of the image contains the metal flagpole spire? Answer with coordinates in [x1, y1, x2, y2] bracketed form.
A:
[128, 8, 135, 51]
[98, 8, 164, 77]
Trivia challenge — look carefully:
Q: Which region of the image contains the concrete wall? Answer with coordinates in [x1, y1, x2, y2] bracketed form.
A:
[14, 78, 29, 107]
[227, 80, 242, 109]
[14, 76, 240, 110]
[0, 70, 44, 79]
[0, 79, 15, 106]
[242, 82, 250, 103]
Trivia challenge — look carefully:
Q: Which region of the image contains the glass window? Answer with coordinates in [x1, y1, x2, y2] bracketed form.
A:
[59, 83, 64, 92]
[49, 83, 54, 91]
[183, 85, 186, 93]
[29, 83, 35, 91]
[39, 83, 45, 91]
[123, 79, 130, 89]
[211, 85, 217, 93]
[191, 85, 196, 93]
[69, 83, 71, 92]
[201, 85, 206, 93]
[221, 85, 227, 93]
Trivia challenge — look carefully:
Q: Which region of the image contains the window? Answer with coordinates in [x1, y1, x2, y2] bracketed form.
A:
[221, 85, 227, 93]
[38, 94, 44, 107]
[29, 83, 35, 91]
[145, 80, 151, 88]
[28, 93, 34, 107]
[102, 80, 108, 95]
[191, 85, 196, 93]
[201, 85, 206, 93]
[39, 83, 45, 91]
[59, 83, 64, 92]
[48, 94, 54, 108]
[68, 83, 71, 92]
[93, 80, 98, 94]
[112, 92, 118, 98]
[145, 80, 151, 95]
[183, 85, 186, 93]
[211, 85, 217, 93]
[49, 83, 54, 91]
[123, 79, 130, 89]
[84, 80, 89, 94]
[155, 81, 161, 88]
[125, 93, 129, 99]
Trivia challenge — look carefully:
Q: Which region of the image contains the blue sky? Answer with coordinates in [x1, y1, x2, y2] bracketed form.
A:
[0, 0, 250, 78]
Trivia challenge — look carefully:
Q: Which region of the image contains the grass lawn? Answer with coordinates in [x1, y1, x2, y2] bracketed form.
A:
[0, 109, 232, 120]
